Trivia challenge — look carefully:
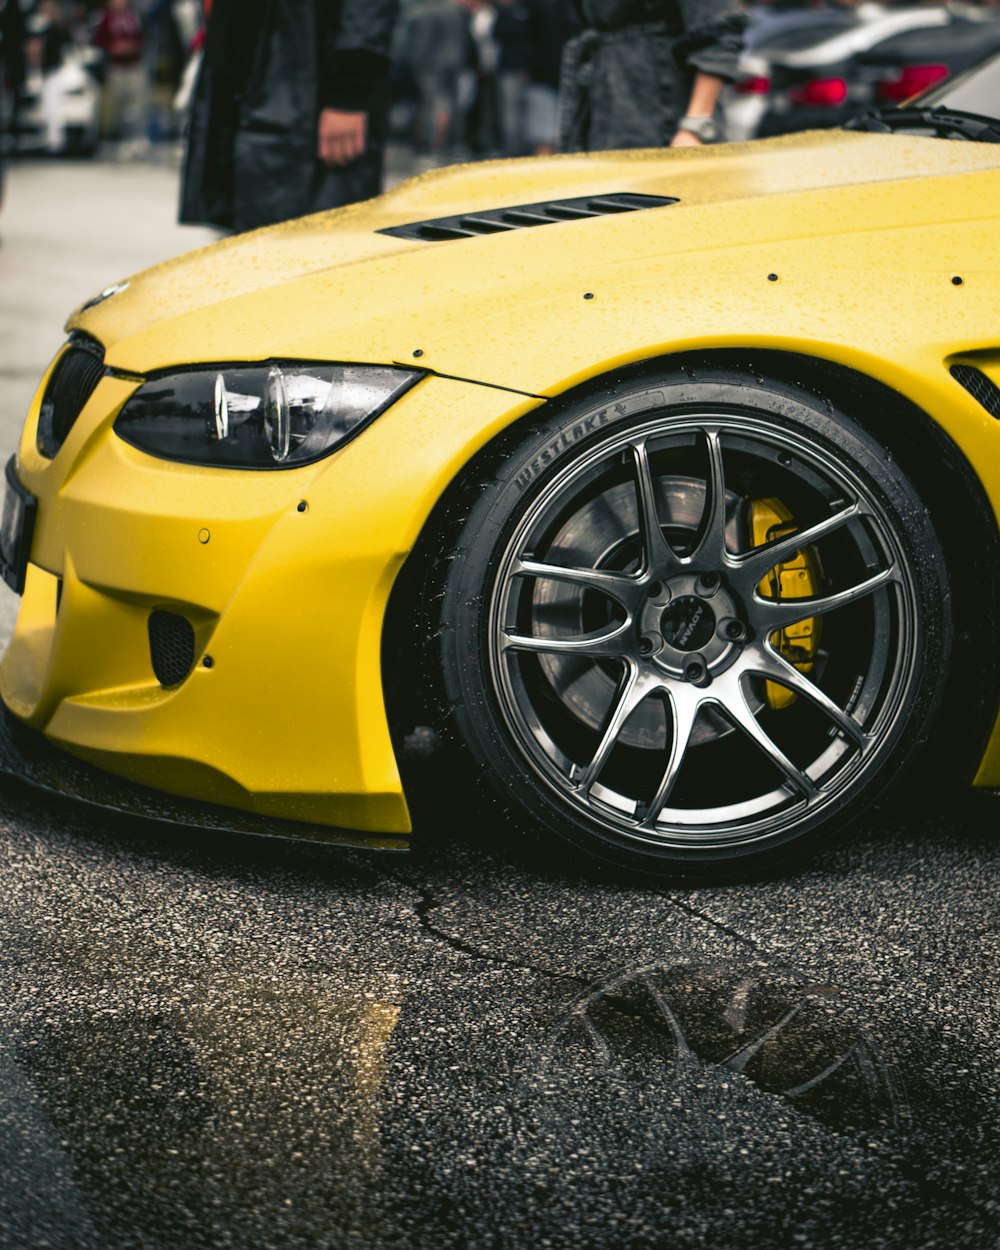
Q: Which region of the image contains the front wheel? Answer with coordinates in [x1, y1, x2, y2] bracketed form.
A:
[438, 369, 951, 878]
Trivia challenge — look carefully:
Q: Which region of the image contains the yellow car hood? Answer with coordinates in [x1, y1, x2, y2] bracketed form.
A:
[70, 128, 1000, 390]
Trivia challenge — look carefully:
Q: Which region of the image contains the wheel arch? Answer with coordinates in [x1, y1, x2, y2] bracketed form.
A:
[383, 348, 1000, 803]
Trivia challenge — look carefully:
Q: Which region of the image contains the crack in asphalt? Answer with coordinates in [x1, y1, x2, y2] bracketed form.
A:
[663, 892, 774, 951]
[394, 869, 756, 986]
[410, 882, 590, 987]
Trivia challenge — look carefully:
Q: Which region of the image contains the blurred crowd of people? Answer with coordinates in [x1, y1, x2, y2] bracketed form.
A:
[4, 0, 999, 165]
[175, 0, 745, 231]
[3, 0, 999, 231]
[396, 0, 581, 159]
[1, 0, 200, 157]
[2, 0, 591, 164]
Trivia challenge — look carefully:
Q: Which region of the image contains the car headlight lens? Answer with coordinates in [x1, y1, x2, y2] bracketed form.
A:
[114, 363, 421, 468]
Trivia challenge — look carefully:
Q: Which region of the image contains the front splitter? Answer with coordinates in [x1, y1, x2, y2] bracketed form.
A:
[0, 705, 409, 853]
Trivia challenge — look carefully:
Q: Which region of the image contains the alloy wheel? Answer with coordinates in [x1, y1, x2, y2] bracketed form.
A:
[487, 412, 918, 851]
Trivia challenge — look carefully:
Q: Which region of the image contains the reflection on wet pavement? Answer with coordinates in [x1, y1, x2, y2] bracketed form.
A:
[530, 963, 907, 1136]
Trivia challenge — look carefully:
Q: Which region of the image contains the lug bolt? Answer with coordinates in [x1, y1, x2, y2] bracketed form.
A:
[684, 656, 709, 685]
[698, 571, 721, 595]
[639, 635, 657, 657]
[722, 618, 747, 642]
[647, 581, 662, 599]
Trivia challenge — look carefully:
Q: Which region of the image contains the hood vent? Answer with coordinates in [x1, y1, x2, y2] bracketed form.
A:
[379, 193, 678, 242]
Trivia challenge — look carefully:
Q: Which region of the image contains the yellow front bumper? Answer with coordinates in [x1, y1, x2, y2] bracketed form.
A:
[1, 365, 542, 837]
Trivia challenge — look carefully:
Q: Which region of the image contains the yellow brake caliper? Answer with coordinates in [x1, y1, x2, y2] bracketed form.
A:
[750, 498, 822, 710]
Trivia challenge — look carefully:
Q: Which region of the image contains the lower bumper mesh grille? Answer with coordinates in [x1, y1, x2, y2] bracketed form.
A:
[148, 611, 196, 687]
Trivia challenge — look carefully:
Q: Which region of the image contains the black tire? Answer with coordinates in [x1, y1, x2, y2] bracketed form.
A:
[438, 366, 951, 879]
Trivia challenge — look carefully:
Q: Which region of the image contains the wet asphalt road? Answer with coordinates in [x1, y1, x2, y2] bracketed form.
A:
[1, 159, 1000, 1250]
[2, 784, 1000, 1250]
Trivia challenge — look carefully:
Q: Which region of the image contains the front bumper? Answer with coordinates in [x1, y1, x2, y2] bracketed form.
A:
[0, 703, 404, 850]
[0, 362, 542, 837]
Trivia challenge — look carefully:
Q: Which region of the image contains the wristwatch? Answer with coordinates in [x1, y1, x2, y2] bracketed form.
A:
[676, 115, 723, 144]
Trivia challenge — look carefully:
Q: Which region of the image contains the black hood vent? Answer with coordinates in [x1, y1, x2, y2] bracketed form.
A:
[379, 193, 678, 242]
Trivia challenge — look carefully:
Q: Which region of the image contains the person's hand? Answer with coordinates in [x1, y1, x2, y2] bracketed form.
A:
[670, 128, 703, 148]
[318, 109, 367, 166]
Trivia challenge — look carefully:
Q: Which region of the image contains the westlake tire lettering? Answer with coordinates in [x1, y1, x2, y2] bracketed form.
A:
[515, 392, 664, 492]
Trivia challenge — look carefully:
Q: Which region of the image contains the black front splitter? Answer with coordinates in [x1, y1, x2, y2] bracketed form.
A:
[0, 705, 409, 852]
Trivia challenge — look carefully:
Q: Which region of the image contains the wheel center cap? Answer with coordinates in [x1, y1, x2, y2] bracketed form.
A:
[660, 596, 716, 652]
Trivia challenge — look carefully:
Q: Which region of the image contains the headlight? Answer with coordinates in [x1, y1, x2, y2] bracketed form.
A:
[114, 363, 422, 468]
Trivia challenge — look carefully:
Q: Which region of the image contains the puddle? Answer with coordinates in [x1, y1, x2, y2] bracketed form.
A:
[526, 962, 907, 1137]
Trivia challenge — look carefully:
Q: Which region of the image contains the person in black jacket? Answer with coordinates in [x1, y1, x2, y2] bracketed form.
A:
[559, 0, 744, 153]
[180, 0, 399, 233]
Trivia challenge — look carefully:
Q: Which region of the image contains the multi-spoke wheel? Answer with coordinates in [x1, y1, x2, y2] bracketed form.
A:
[439, 370, 950, 876]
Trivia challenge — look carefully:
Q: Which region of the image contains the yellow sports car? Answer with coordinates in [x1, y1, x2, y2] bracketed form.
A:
[2, 59, 999, 878]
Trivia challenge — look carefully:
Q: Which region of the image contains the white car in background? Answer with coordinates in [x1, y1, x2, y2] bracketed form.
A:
[723, 5, 863, 142]
[14, 44, 101, 156]
[723, 3, 956, 142]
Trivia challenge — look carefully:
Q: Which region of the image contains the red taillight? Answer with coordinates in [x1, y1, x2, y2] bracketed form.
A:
[875, 63, 949, 102]
[734, 75, 771, 96]
[788, 76, 849, 107]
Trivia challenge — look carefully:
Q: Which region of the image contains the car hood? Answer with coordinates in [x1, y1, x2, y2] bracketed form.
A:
[72, 128, 1000, 389]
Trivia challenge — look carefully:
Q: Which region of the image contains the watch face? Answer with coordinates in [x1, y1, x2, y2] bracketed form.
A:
[680, 116, 721, 143]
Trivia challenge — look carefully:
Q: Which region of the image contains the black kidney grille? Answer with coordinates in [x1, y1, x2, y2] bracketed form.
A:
[37, 338, 106, 458]
[951, 364, 1000, 420]
[379, 193, 679, 242]
[148, 611, 196, 687]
